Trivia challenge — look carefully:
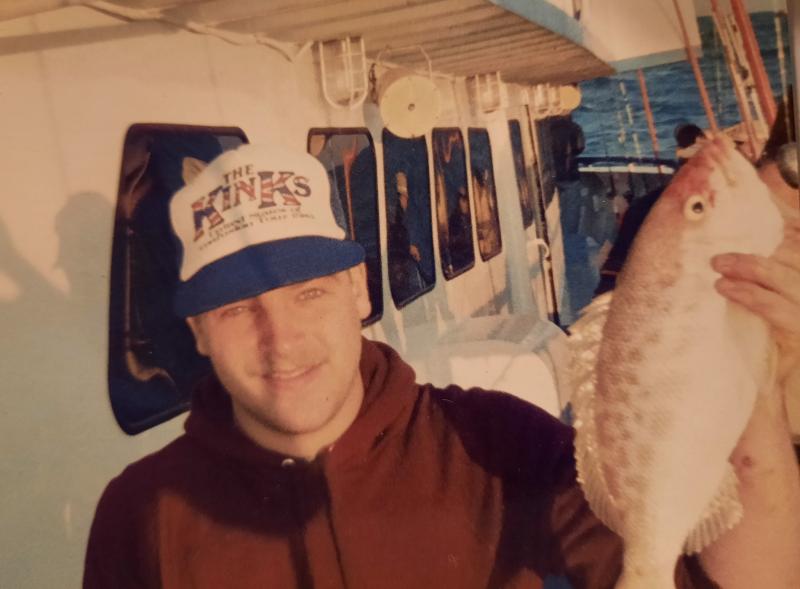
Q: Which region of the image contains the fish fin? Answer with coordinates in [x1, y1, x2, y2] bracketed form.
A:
[570, 293, 624, 534]
[569, 292, 613, 394]
[683, 463, 743, 555]
[573, 369, 624, 535]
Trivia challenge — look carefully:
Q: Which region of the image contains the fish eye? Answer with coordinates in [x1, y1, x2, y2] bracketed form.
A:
[683, 195, 707, 221]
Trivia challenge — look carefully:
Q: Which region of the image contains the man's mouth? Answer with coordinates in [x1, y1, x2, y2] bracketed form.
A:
[260, 362, 322, 386]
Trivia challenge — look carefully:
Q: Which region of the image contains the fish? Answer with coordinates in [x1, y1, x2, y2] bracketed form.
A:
[570, 135, 785, 589]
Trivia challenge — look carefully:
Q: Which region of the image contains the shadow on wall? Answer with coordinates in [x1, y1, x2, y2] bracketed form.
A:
[0, 192, 131, 587]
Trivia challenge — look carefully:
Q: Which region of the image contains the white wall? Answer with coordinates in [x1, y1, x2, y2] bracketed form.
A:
[0, 7, 332, 588]
[1, 3, 783, 586]
[0, 6, 571, 588]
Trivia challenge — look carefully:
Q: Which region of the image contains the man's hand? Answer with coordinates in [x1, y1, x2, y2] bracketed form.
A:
[699, 216, 800, 588]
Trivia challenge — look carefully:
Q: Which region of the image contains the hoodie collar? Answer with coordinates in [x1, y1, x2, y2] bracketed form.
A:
[184, 339, 417, 471]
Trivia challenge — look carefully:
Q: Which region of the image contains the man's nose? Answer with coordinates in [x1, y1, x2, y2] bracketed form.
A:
[252, 293, 303, 352]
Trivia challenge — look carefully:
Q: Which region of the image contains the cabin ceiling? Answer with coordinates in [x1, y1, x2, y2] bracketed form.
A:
[82, 0, 613, 85]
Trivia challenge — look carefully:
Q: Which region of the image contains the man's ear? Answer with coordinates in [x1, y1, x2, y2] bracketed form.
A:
[186, 315, 210, 357]
[348, 263, 372, 321]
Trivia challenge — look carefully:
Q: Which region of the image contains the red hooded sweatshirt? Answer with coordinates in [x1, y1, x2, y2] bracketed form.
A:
[84, 340, 714, 588]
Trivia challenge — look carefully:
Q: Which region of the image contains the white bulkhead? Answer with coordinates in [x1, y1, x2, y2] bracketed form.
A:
[0, 1, 713, 586]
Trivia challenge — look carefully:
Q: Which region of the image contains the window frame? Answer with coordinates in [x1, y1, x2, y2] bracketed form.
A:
[432, 127, 476, 280]
[467, 127, 503, 262]
[307, 127, 384, 325]
[108, 123, 249, 435]
[381, 128, 436, 309]
[508, 119, 536, 230]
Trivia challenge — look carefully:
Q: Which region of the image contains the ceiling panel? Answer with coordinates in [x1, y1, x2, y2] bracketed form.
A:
[89, 0, 612, 85]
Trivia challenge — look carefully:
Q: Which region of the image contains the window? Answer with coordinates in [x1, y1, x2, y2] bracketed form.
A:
[382, 129, 435, 307]
[539, 115, 585, 207]
[467, 129, 502, 261]
[432, 128, 474, 279]
[508, 120, 535, 229]
[308, 129, 382, 324]
[535, 117, 558, 207]
[108, 124, 247, 434]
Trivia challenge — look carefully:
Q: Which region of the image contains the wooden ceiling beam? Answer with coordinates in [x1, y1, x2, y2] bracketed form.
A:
[220, 0, 489, 40]
[361, 12, 521, 50]
[207, 0, 432, 32]
[433, 42, 590, 72]
[499, 60, 613, 85]
[107, 0, 207, 9]
[380, 24, 550, 58]
[414, 32, 565, 63]
[161, 0, 329, 25]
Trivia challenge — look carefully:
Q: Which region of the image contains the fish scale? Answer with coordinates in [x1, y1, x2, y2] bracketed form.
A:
[571, 136, 784, 589]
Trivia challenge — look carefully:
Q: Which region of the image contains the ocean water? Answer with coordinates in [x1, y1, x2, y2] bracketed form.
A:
[574, 12, 794, 159]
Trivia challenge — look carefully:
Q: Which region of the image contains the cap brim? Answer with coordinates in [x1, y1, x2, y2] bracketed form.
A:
[174, 236, 365, 317]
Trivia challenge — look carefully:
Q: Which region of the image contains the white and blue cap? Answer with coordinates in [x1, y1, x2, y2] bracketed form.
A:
[170, 143, 365, 317]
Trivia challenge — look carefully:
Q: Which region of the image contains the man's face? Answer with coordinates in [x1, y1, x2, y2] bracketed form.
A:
[458, 194, 469, 215]
[398, 188, 409, 211]
[187, 265, 371, 454]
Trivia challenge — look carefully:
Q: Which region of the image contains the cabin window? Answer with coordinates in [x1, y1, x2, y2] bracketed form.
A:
[508, 120, 535, 229]
[540, 115, 585, 207]
[467, 128, 502, 261]
[307, 129, 383, 324]
[382, 129, 435, 307]
[432, 128, 474, 279]
[108, 124, 247, 434]
[534, 118, 558, 207]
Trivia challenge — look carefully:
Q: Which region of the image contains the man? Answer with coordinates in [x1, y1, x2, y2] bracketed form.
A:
[387, 170, 428, 302]
[674, 123, 705, 162]
[84, 143, 800, 588]
[446, 188, 474, 273]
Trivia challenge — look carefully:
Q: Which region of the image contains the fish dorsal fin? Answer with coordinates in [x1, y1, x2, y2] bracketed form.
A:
[573, 370, 625, 535]
[683, 464, 743, 554]
[570, 292, 625, 534]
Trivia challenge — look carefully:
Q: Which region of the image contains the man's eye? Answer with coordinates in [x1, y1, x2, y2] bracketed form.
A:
[298, 288, 325, 301]
[220, 304, 253, 318]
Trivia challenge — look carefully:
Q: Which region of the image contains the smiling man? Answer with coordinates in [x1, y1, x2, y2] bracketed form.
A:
[185, 267, 369, 459]
[84, 143, 800, 589]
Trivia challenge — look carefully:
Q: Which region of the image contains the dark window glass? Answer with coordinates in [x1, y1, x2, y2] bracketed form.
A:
[509, 120, 536, 228]
[109, 124, 247, 434]
[432, 128, 474, 279]
[467, 128, 502, 261]
[308, 129, 382, 324]
[382, 129, 435, 307]
[539, 115, 585, 207]
[535, 118, 558, 207]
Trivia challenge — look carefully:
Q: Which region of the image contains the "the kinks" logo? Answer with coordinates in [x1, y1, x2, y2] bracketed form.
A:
[191, 164, 312, 241]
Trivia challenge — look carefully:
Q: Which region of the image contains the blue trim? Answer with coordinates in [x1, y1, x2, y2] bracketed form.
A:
[174, 236, 365, 317]
[489, 0, 583, 46]
[610, 46, 701, 73]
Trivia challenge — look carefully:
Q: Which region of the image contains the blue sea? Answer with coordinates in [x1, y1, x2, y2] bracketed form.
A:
[573, 12, 794, 159]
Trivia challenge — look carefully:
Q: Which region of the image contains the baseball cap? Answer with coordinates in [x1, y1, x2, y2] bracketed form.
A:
[170, 143, 365, 317]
